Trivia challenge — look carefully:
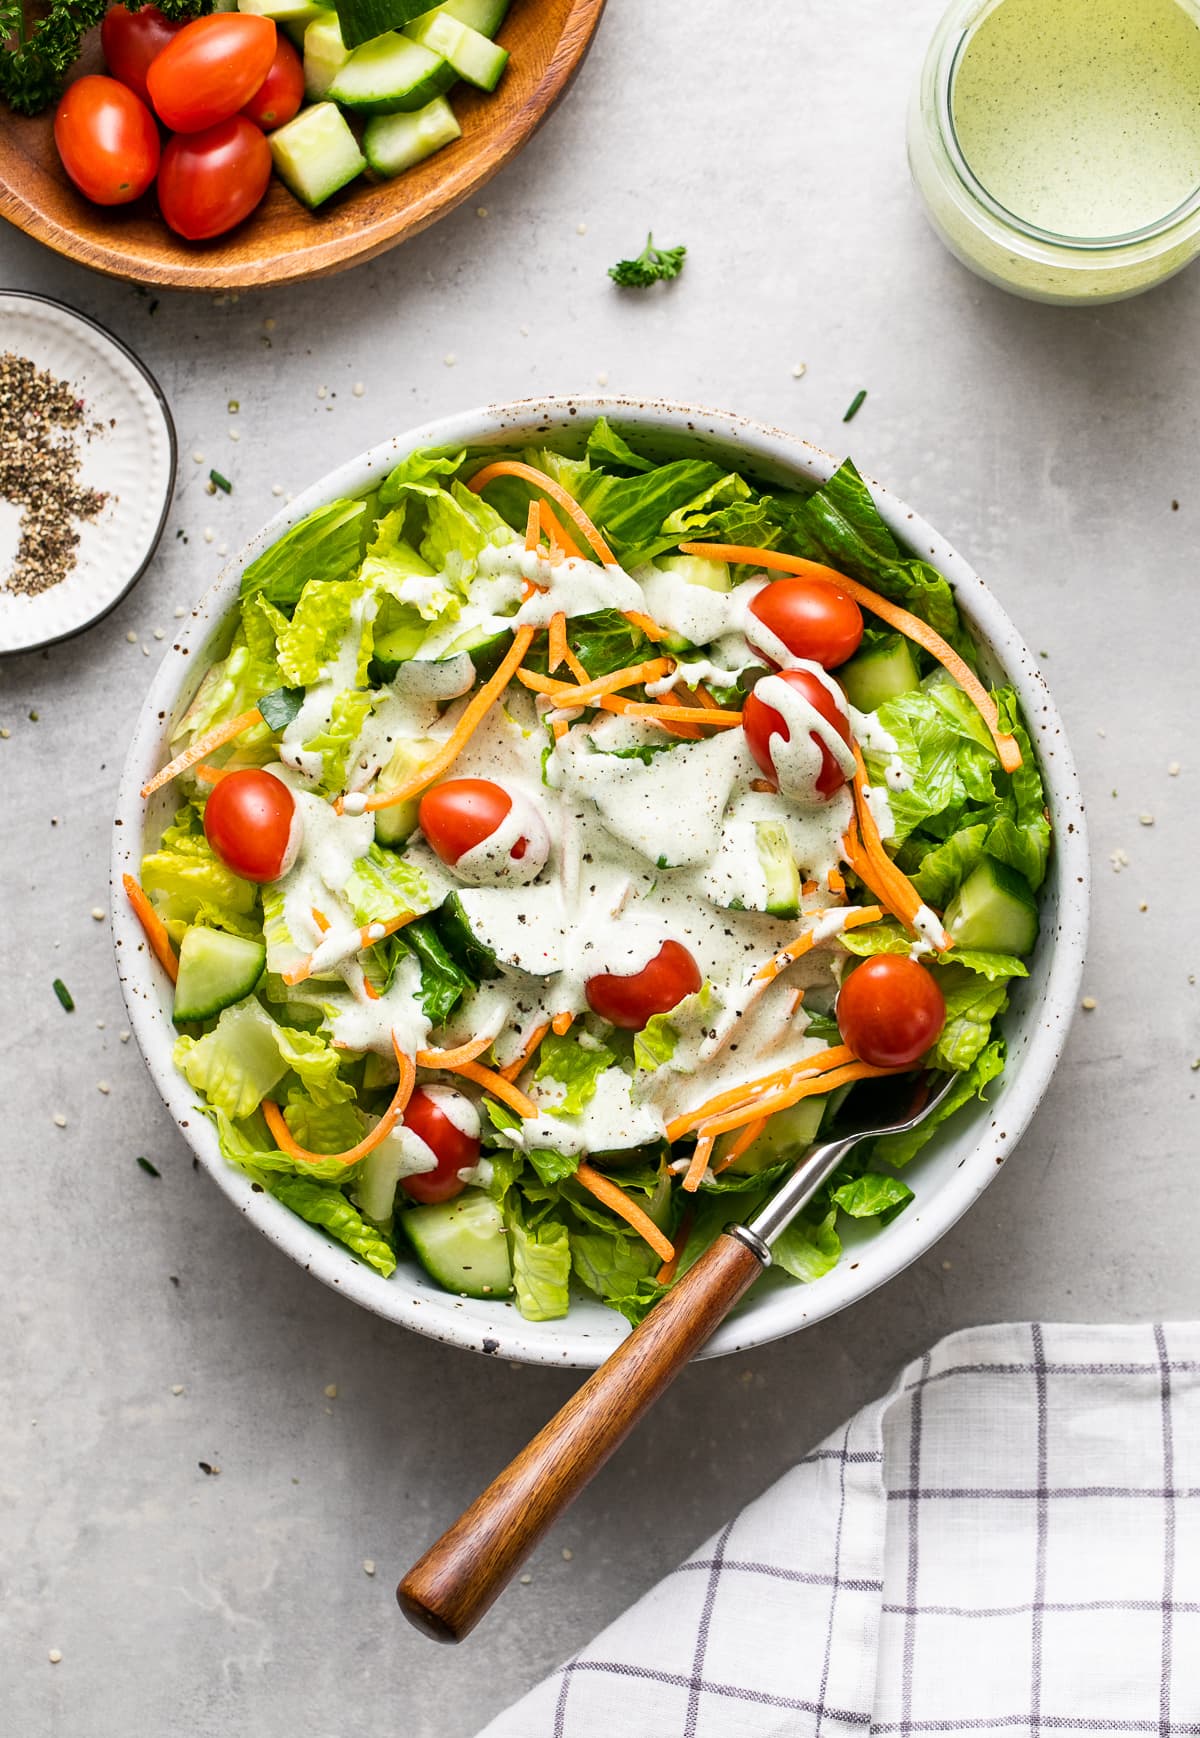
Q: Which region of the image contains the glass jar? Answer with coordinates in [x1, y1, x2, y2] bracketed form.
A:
[908, 0, 1200, 305]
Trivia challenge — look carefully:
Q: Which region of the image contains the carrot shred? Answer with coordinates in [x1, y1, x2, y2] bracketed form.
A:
[713, 1116, 768, 1174]
[141, 706, 264, 799]
[548, 611, 569, 673]
[447, 1057, 538, 1118]
[538, 499, 584, 560]
[526, 658, 674, 709]
[679, 542, 1022, 773]
[263, 1036, 416, 1169]
[468, 459, 616, 565]
[415, 1031, 497, 1069]
[681, 1131, 716, 1194]
[656, 1209, 694, 1285]
[753, 904, 884, 985]
[593, 693, 702, 741]
[500, 1021, 550, 1081]
[692, 683, 722, 711]
[562, 643, 591, 685]
[551, 1011, 574, 1037]
[666, 1045, 857, 1142]
[828, 866, 846, 896]
[574, 1162, 675, 1262]
[362, 977, 381, 1001]
[524, 499, 542, 553]
[849, 746, 952, 950]
[193, 764, 227, 785]
[623, 609, 665, 643]
[750, 778, 776, 794]
[617, 702, 743, 727]
[122, 873, 179, 984]
[282, 909, 418, 986]
[311, 907, 331, 933]
[699, 1060, 898, 1141]
[362, 625, 536, 812]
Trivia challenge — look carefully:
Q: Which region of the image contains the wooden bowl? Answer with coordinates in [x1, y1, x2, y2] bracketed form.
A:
[0, 0, 605, 291]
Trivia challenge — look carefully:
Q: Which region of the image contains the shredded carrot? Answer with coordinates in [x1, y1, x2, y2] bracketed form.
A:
[692, 683, 722, 711]
[362, 977, 380, 1001]
[617, 701, 743, 727]
[561, 643, 591, 685]
[311, 907, 330, 933]
[524, 658, 674, 709]
[681, 1131, 716, 1194]
[141, 707, 264, 799]
[548, 611, 569, 673]
[500, 1021, 550, 1081]
[801, 879, 819, 896]
[593, 693, 702, 741]
[750, 778, 776, 794]
[551, 1011, 574, 1037]
[574, 1162, 675, 1262]
[448, 1057, 538, 1118]
[753, 904, 884, 986]
[263, 1036, 415, 1169]
[666, 1045, 857, 1143]
[361, 625, 536, 812]
[652, 700, 703, 739]
[122, 873, 179, 984]
[468, 459, 616, 565]
[623, 608, 665, 643]
[656, 1210, 694, 1285]
[193, 764, 227, 785]
[415, 1032, 497, 1069]
[679, 542, 1022, 772]
[715, 1116, 768, 1173]
[849, 747, 951, 949]
[828, 866, 846, 896]
[650, 683, 705, 739]
[538, 499, 584, 560]
[282, 909, 418, 986]
[699, 1060, 898, 1141]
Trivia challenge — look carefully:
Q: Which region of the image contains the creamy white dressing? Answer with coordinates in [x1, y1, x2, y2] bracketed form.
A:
[452, 784, 550, 886]
[754, 667, 856, 806]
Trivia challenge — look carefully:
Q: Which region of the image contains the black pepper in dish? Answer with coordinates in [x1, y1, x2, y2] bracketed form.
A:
[0, 351, 110, 597]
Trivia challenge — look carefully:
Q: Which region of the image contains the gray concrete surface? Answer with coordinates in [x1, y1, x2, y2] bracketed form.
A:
[3, 2, 1198, 1732]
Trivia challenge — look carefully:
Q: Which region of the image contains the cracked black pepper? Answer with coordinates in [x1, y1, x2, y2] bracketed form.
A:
[0, 351, 110, 597]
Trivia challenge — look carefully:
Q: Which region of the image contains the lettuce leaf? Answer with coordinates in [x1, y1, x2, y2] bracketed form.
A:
[534, 1030, 617, 1116]
[831, 1173, 913, 1219]
[377, 446, 465, 501]
[141, 830, 259, 939]
[276, 578, 372, 687]
[527, 1149, 582, 1186]
[584, 417, 655, 473]
[869, 684, 999, 841]
[363, 508, 462, 626]
[282, 1091, 367, 1153]
[771, 1204, 842, 1282]
[343, 843, 428, 925]
[840, 922, 1028, 983]
[175, 998, 353, 1120]
[577, 458, 730, 566]
[570, 1227, 660, 1320]
[509, 1218, 572, 1321]
[991, 691, 1051, 889]
[240, 498, 369, 608]
[267, 1174, 396, 1276]
[396, 917, 475, 1027]
[873, 1038, 1006, 1168]
[909, 823, 990, 905]
[171, 606, 283, 746]
[201, 1103, 358, 1184]
[931, 966, 1009, 1072]
[634, 983, 720, 1073]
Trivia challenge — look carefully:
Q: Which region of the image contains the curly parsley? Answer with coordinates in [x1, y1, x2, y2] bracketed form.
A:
[0, 0, 206, 116]
[608, 233, 687, 289]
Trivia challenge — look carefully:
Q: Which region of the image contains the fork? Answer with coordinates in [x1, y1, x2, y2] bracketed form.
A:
[398, 1070, 957, 1642]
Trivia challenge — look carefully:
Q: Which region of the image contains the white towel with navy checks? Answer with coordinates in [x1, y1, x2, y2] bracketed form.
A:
[476, 1323, 1200, 1738]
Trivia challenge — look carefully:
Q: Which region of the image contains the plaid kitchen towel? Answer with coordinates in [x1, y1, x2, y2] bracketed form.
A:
[476, 1322, 1200, 1738]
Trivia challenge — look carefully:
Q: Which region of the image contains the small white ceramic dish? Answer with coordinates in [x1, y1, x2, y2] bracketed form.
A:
[112, 397, 1089, 1368]
[0, 291, 175, 656]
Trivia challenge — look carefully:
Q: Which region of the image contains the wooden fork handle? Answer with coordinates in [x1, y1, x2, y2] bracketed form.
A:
[397, 1230, 765, 1643]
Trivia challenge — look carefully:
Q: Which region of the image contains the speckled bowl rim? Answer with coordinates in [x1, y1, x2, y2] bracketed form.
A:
[112, 396, 1090, 1369]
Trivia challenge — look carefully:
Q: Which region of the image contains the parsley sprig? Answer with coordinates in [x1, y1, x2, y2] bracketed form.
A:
[608, 233, 687, 289]
[0, 0, 205, 115]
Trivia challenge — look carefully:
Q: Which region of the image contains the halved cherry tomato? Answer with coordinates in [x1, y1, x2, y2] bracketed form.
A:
[585, 940, 702, 1031]
[836, 955, 946, 1068]
[747, 577, 863, 670]
[147, 13, 276, 133]
[419, 778, 518, 865]
[202, 768, 298, 883]
[54, 75, 160, 206]
[743, 668, 852, 800]
[157, 117, 272, 241]
[399, 1087, 481, 1204]
[240, 34, 304, 131]
[101, 4, 182, 106]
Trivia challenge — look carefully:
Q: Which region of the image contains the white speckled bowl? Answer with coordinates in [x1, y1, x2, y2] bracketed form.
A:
[112, 397, 1089, 1368]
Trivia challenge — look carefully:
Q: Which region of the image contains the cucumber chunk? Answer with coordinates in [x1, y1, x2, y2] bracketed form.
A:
[409, 0, 509, 35]
[364, 97, 462, 175]
[173, 927, 266, 1024]
[269, 103, 366, 206]
[303, 12, 351, 97]
[755, 819, 801, 919]
[713, 1096, 825, 1175]
[657, 553, 731, 593]
[442, 621, 512, 680]
[328, 33, 453, 115]
[239, 0, 327, 21]
[403, 1190, 513, 1298]
[841, 635, 921, 712]
[373, 738, 443, 847]
[944, 857, 1039, 955]
[404, 10, 507, 89]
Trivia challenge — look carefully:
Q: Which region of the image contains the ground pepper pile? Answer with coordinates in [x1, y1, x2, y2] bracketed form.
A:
[0, 350, 109, 596]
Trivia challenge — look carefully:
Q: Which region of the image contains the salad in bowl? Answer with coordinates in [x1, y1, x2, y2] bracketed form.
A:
[117, 402, 1080, 1358]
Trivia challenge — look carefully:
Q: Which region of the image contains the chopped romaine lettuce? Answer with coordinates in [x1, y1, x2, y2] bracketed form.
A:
[873, 1039, 1006, 1168]
[509, 1217, 572, 1321]
[267, 1174, 396, 1276]
[276, 578, 373, 688]
[534, 1030, 616, 1116]
[240, 498, 369, 608]
[344, 843, 429, 925]
[772, 1205, 842, 1282]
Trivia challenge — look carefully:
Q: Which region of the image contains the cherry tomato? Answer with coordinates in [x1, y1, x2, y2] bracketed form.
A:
[240, 33, 303, 131]
[585, 940, 702, 1031]
[747, 577, 863, 670]
[836, 955, 946, 1069]
[419, 779, 519, 865]
[743, 668, 852, 799]
[146, 13, 276, 132]
[53, 75, 160, 206]
[157, 117, 272, 241]
[101, 4, 182, 105]
[399, 1087, 481, 1204]
[202, 768, 298, 883]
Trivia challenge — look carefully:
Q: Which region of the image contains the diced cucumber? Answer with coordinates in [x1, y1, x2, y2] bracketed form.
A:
[372, 621, 428, 674]
[239, 0, 328, 21]
[173, 926, 266, 1024]
[409, 0, 510, 35]
[434, 890, 502, 980]
[713, 1097, 825, 1175]
[755, 819, 800, 919]
[657, 554, 731, 593]
[303, 11, 352, 97]
[841, 634, 921, 712]
[269, 103, 366, 207]
[442, 621, 513, 680]
[373, 738, 443, 847]
[352, 1129, 408, 1223]
[403, 1190, 513, 1298]
[944, 857, 1039, 955]
[328, 32, 453, 115]
[363, 97, 462, 175]
[404, 11, 507, 89]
